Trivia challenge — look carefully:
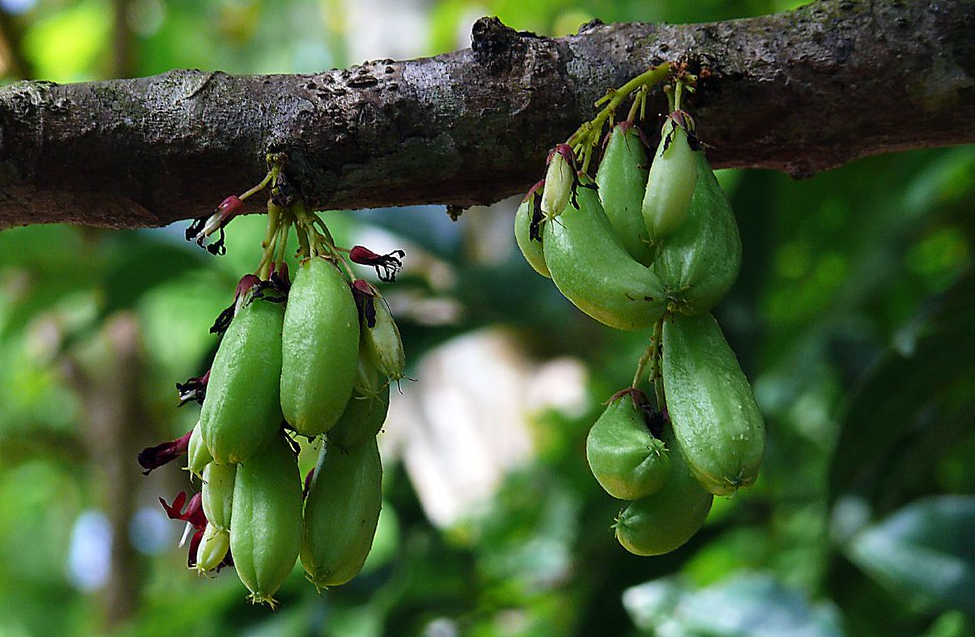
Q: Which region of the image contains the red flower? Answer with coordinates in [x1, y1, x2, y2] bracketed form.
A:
[138, 429, 193, 475]
[159, 491, 206, 529]
[349, 246, 405, 282]
[159, 492, 232, 570]
[185, 195, 244, 255]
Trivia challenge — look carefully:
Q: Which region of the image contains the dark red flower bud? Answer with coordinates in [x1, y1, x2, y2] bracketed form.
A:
[138, 429, 193, 475]
[216, 195, 243, 219]
[349, 246, 406, 282]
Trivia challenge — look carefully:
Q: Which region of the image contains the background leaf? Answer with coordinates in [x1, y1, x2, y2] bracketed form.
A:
[845, 496, 975, 617]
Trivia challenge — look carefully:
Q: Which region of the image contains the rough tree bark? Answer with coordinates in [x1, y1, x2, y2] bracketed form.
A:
[0, 0, 972, 229]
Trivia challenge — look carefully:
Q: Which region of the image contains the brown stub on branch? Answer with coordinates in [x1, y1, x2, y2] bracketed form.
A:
[0, 0, 973, 229]
[471, 16, 542, 74]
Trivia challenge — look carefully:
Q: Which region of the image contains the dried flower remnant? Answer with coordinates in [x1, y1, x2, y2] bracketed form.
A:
[176, 370, 210, 407]
[525, 179, 545, 241]
[209, 274, 263, 334]
[351, 279, 378, 328]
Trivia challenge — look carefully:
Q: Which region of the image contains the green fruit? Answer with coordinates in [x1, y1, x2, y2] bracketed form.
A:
[352, 338, 386, 399]
[201, 295, 284, 465]
[230, 433, 303, 606]
[614, 428, 714, 556]
[642, 114, 699, 241]
[328, 384, 390, 451]
[654, 153, 742, 315]
[662, 312, 765, 495]
[587, 389, 670, 500]
[596, 122, 653, 266]
[542, 178, 667, 331]
[281, 257, 360, 438]
[185, 420, 212, 480]
[201, 461, 236, 532]
[541, 145, 574, 218]
[301, 438, 383, 589]
[195, 525, 230, 573]
[514, 191, 551, 278]
[362, 292, 405, 383]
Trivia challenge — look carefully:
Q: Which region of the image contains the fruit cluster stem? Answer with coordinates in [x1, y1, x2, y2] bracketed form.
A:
[649, 318, 665, 411]
[566, 62, 672, 173]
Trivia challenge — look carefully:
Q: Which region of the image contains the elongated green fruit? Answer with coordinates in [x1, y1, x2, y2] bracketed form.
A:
[654, 153, 742, 315]
[542, 178, 667, 330]
[662, 313, 765, 496]
[514, 191, 551, 278]
[185, 420, 212, 479]
[201, 461, 236, 531]
[201, 296, 284, 465]
[586, 389, 670, 500]
[642, 115, 699, 241]
[230, 433, 303, 606]
[195, 525, 230, 573]
[328, 384, 390, 451]
[596, 122, 653, 266]
[301, 438, 383, 588]
[362, 293, 405, 383]
[614, 429, 713, 556]
[281, 257, 360, 437]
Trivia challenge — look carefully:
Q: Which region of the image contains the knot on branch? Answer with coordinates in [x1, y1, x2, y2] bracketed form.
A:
[471, 16, 541, 74]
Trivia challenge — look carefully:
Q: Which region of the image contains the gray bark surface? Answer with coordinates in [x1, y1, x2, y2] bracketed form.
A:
[0, 0, 973, 229]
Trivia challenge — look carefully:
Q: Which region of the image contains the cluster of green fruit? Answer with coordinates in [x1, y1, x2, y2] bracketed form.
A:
[514, 75, 765, 555]
[140, 159, 405, 606]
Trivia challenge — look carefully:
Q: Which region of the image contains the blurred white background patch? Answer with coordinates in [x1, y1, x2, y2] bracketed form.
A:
[66, 510, 112, 592]
[383, 328, 586, 528]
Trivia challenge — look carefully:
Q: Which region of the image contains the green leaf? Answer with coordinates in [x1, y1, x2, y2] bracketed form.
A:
[22, 0, 112, 82]
[623, 572, 843, 637]
[829, 269, 975, 512]
[846, 495, 975, 616]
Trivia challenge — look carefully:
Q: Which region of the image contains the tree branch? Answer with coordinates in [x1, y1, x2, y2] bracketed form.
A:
[0, 0, 973, 229]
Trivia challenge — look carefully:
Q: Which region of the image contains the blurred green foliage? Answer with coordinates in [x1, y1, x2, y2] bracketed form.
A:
[0, 0, 973, 636]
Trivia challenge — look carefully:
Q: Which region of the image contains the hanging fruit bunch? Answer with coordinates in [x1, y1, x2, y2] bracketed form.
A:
[515, 64, 765, 555]
[138, 154, 406, 606]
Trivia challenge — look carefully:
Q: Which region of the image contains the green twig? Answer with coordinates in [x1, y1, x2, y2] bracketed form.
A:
[631, 338, 655, 389]
[565, 62, 672, 173]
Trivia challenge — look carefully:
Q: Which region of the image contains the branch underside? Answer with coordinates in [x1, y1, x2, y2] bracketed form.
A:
[0, 0, 973, 229]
